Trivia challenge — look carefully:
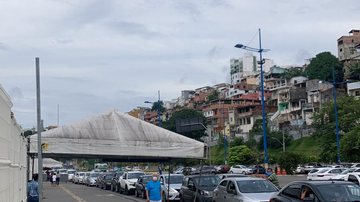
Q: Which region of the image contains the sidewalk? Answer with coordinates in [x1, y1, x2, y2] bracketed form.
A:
[43, 182, 77, 202]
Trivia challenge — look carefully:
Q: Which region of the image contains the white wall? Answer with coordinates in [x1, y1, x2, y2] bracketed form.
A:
[0, 85, 27, 202]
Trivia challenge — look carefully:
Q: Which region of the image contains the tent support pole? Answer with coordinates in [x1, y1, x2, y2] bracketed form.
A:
[167, 160, 171, 202]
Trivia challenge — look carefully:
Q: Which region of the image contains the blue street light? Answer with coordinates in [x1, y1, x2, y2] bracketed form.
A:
[145, 90, 162, 127]
[235, 28, 270, 167]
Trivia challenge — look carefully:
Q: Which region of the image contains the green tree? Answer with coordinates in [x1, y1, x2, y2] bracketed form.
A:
[312, 96, 360, 162]
[277, 152, 302, 174]
[229, 137, 244, 147]
[282, 67, 306, 79]
[151, 101, 165, 113]
[341, 125, 360, 162]
[207, 90, 219, 102]
[162, 108, 206, 141]
[228, 145, 257, 166]
[346, 61, 360, 80]
[305, 52, 343, 82]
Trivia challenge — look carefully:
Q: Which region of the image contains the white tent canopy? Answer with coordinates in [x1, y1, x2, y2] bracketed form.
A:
[30, 110, 206, 161]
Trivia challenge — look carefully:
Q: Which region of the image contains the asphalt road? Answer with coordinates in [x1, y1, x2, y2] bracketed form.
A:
[42, 175, 307, 202]
[43, 182, 145, 202]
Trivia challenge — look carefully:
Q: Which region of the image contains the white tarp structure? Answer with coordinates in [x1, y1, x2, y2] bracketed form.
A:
[0, 84, 27, 202]
[30, 110, 206, 161]
[30, 158, 63, 173]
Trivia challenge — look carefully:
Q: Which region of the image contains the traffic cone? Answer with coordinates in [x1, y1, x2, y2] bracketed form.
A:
[281, 169, 287, 175]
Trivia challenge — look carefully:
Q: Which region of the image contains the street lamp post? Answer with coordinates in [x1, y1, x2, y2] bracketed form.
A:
[235, 28, 270, 167]
[145, 90, 162, 127]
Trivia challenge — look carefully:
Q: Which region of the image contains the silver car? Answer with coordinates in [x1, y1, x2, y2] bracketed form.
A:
[160, 174, 184, 201]
[213, 177, 278, 202]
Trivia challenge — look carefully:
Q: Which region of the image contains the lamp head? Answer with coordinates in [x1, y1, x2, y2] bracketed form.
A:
[234, 44, 244, 48]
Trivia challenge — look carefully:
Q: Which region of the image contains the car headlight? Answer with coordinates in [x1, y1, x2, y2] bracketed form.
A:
[168, 187, 178, 195]
[200, 190, 212, 197]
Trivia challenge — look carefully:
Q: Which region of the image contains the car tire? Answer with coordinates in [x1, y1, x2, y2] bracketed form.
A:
[242, 171, 246, 174]
[125, 186, 129, 195]
[141, 190, 146, 199]
[230, 171, 233, 174]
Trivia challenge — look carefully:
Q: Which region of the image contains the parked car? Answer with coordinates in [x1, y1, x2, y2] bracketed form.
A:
[295, 166, 306, 174]
[215, 165, 230, 174]
[332, 168, 357, 180]
[99, 172, 115, 190]
[85, 172, 99, 186]
[67, 169, 76, 182]
[347, 173, 360, 185]
[307, 168, 343, 180]
[174, 167, 184, 174]
[351, 163, 360, 168]
[213, 177, 278, 202]
[83, 172, 90, 185]
[229, 165, 252, 174]
[250, 165, 266, 174]
[111, 171, 124, 192]
[270, 180, 360, 202]
[179, 175, 220, 202]
[217, 173, 246, 180]
[160, 174, 184, 201]
[306, 167, 329, 180]
[135, 175, 153, 198]
[304, 163, 323, 173]
[191, 166, 217, 175]
[119, 171, 145, 195]
[73, 172, 85, 184]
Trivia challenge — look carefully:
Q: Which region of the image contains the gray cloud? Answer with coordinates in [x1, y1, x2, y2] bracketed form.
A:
[0, 42, 10, 51]
[106, 20, 161, 37]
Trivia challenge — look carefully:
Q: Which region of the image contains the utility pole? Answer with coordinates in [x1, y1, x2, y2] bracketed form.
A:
[158, 90, 162, 127]
[57, 104, 60, 127]
[36, 57, 43, 201]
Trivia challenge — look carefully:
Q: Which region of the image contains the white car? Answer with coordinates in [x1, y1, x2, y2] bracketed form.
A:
[67, 169, 76, 182]
[229, 165, 252, 174]
[307, 168, 343, 180]
[347, 173, 360, 185]
[332, 168, 357, 180]
[119, 171, 145, 195]
[160, 174, 184, 201]
[74, 172, 86, 184]
[307, 168, 328, 180]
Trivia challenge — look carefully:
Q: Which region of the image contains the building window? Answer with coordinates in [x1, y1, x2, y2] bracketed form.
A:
[246, 117, 251, 125]
[356, 91, 360, 96]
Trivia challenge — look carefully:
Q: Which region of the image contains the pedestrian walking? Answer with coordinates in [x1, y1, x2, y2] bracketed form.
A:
[27, 174, 39, 202]
[146, 173, 163, 202]
[56, 173, 60, 185]
[266, 168, 279, 188]
[52, 173, 57, 186]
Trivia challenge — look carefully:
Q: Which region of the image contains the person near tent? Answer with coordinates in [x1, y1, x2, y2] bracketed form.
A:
[52, 173, 57, 186]
[27, 173, 39, 202]
[146, 173, 163, 202]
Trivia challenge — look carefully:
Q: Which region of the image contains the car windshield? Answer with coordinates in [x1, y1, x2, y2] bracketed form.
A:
[165, 175, 183, 184]
[143, 176, 153, 183]
[128, 173, 144, 179]
[237, 180, 278, 193]
[67, 170, 76, 174]
[105, 174, 113, 180]
[318, 184, 360, 201]
[79, 173, 85, 176]
[194, 176, 220, 187]
[309, 169, 319, 173]
[90, 173, 99, 177]
[318, 169, 329, 173]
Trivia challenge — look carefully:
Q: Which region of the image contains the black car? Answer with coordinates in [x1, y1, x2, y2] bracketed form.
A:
[270, 180, 360, 202]
[135, 175, 153, 199]
[111, 171, 124, 192]
[250, 165, 266, 174]
[179, 175, 220, 202]
[191, 166, 217, 175]
[99, 172, 115, 190]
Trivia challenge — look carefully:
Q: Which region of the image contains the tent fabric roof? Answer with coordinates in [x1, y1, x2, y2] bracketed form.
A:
[30, 110, 206, 161]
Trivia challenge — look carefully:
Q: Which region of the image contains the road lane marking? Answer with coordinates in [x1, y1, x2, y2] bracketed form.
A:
[59, 185, 87, 202]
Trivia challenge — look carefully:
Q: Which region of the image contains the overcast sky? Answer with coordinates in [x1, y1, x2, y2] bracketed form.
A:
[0, 0, 359, 129]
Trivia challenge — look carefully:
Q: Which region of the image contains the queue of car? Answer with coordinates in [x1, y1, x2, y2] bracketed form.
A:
[54, 163, 360, 202]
